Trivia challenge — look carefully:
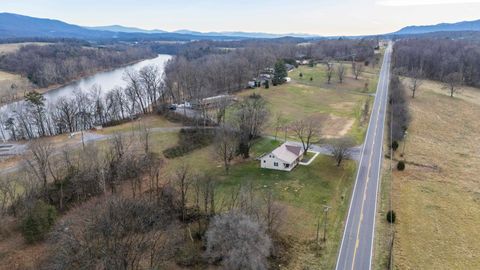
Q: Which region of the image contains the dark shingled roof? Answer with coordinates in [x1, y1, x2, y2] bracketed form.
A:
[285, 145, 303, 156]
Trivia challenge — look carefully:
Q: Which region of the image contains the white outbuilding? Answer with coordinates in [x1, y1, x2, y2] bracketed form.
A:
[260, 143, 305, 171]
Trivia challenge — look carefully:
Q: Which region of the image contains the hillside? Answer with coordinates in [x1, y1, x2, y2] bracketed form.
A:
[0, 12, 110, 39]
[394, 19, 480, 35]
[86, 25, 167, 34]
[0, 13, 244, 41]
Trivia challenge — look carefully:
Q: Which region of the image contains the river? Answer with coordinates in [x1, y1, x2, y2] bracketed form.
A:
[42, 54, 172, 103]
[0, 54, 172, 141]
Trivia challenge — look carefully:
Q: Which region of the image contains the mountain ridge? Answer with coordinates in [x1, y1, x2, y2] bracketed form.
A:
[393, 19, 480, 35]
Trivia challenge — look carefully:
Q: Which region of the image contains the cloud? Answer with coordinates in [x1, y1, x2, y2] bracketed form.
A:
[377, 0, 480, 6]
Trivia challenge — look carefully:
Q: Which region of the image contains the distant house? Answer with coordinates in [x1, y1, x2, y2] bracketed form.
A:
[260, 143, 305, 171]
[285, 63, 295, 71]
[191, 95, 236, 109]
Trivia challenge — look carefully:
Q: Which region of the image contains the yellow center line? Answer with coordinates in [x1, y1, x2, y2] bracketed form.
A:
[350, 70, 385, 269]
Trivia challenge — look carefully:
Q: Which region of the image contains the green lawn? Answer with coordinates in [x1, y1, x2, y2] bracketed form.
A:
[218, 141, 355, 269]
[162, 137, 356, 269]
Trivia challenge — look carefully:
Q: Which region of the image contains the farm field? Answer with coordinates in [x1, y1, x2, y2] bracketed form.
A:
[237, 62, 377, 144]
[0, 43, 50, 104]
[375, 79, 480, 269]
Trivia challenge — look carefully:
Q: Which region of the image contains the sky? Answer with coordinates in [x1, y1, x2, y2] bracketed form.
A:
[2, 0, 480, 36]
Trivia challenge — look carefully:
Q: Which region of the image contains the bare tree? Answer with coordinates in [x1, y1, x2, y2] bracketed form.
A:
[174, 163, 191, 222]
[140, 126, 151, 155]
[273, 113, 285, 141]
[215, 125, 238, 174]
[263, 189, 284, 233]
[45, 197, 180, 270]
[233, 93, 269, 158]
[25, 141, 53, 200]
[407, 69, 424, 98]
[443, 72, 463, 98]
[328, 137, 356, 167]
[352, 62, 364, 80]
[204, 211, 272, 270]
[326, 62, 334, 84]
[337, 63, 345, 83]
[291, 119, 319, 153]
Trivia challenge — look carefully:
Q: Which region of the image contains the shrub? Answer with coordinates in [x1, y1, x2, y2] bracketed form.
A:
[397, 161, 405, 171]
[386, 210, 396, 223]
[21, 200, 57, 243]
[163, 128, 215, 158]
[391, 141, 399, 151]
[204, 211, 272, 270]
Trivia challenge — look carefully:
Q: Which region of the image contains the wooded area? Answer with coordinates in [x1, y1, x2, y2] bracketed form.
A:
[393, 38, 480, 87]
[0, 43, 156, 87]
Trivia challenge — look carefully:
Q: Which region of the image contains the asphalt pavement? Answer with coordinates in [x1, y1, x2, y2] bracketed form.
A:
[335, 42, 392, 270]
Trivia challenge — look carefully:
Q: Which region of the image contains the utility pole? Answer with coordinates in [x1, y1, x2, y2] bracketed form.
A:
[401, 131, 408, 157]
[81, 129, 85, 150]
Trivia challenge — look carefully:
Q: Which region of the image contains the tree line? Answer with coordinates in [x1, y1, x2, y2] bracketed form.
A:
[393, 38, 480, 88]
[0, 65, 164, 140]
[302, 39, 377, 63]
[0, 43, 156, 88]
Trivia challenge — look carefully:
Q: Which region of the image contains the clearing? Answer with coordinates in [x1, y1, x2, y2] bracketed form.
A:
[237, 62, 376, 143]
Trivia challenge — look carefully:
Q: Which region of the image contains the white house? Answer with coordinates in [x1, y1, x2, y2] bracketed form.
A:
[260, 143, 305, 171]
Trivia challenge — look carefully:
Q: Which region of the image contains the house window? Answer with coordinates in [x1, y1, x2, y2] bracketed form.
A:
[263, 160, 266, 163]
[274, 162, 278, 167]
[284, 163, 290, 168]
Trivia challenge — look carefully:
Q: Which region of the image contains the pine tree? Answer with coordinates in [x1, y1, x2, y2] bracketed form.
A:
[273, 60, 287, 86]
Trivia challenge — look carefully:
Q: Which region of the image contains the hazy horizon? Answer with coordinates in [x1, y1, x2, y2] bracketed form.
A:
[2, 0, 480, 36]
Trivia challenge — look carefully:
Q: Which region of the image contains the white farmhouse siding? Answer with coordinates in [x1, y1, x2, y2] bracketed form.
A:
[260, 143, 304, 171]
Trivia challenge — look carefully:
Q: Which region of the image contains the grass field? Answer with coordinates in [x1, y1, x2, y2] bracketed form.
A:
[158, 137, 356, 269]
[375, 79, 480, 269]
[94, 114, 182, 135]
[0, 43, 50, 100]
[237, 74, 373, 143]
[289, 62, 379, 94]
[0, 42, 50, 55]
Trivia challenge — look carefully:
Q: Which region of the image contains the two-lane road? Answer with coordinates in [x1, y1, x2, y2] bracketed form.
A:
[336, 42, 392, 270]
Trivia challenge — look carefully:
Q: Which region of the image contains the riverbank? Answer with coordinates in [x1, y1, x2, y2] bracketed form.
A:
[0, 54, 163, 106]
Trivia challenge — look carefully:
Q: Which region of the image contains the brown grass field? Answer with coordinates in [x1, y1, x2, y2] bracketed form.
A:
[237, 63, 376, 144]
[0, 43, 47, 103]
[375, 79, 480, 269]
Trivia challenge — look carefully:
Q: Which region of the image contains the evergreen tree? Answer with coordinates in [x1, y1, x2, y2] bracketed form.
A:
[273, 60, 287, 86]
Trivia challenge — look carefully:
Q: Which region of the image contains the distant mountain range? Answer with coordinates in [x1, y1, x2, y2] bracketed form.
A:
[87, 26, 318, 39]
[86, 25, 167, 34]
[0, 13, 320, 41]
[1, 12, 480, 42]
[0, 13, 246, 41]
[393, 19, 480, 35]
